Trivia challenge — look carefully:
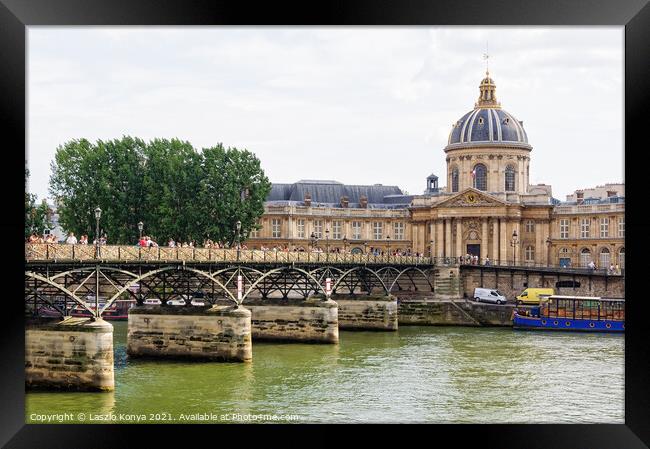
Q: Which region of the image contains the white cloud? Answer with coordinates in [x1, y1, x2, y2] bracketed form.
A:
[27, 26, 623, 201]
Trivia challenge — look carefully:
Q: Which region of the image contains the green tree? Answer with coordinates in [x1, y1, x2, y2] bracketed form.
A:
[198, 145, 271, 245]
[25, 169, 53, 239]
[48, 137, 271, 245]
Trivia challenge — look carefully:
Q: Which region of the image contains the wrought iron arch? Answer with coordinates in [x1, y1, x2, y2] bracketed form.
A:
[332, 266, 389, 295]
[25, 271, 97, 317]
[105, 266, 238, 311]
[387, 267, 435, 292]
[242, 266, 327, 300]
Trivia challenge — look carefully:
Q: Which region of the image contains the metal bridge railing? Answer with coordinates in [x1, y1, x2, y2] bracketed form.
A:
[431, 256, 624, 276]
[25, 244, 432, 266]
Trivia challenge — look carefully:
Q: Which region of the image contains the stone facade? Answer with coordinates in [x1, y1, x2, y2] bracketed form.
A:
[397, 297, 514, 327]
[246, 72, 624, 272]
[127, 305, 252, 362]
[243, 297, 339, 343]
[25, 317, 114, 391]
[460, 266, 624, 300]
[334, 295, 398, 331]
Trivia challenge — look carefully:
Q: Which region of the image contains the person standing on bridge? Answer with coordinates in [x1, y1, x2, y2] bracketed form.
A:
[65, 232, 77, 245]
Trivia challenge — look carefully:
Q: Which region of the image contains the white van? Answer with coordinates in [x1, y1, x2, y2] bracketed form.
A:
[166, 298, 186, 306]
[473, 288, 507, 305]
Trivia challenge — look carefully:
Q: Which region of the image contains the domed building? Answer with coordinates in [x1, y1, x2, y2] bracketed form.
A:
[248, 70, 625, 270]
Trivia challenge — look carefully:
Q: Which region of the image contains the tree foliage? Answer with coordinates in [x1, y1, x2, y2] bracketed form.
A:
[49, 136, 271, 244]
[25, 169, 53, 238]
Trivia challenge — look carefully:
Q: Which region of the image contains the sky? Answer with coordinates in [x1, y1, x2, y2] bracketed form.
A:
[27, 27, 623, 202]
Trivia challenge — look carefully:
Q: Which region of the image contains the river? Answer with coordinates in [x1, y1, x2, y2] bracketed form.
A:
[26, 322, 624, 423]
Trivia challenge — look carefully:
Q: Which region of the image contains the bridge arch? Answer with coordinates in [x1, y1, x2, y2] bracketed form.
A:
[242, 266, 327, 300]
[332, 266, 389, 295]
[25, 271, 97, 317]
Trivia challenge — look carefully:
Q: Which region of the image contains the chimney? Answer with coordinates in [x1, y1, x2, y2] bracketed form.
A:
[304, 192, 312, 207]
[576, 191, 584, 205]
[340, 196, 349, 208]
[359, 195, 368, 208]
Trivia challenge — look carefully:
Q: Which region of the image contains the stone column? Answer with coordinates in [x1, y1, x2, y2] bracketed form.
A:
[492, 218, 499, 264]
[455, 218, 463, 258]
[436, 220, 444, 258]
[481, 218, 489, 261]
[500, 218, 508, 265]
[445, 219, 452, 257]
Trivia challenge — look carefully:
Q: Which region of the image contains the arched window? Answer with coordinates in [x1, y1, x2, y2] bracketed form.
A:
[599, 247, 610, 268]
[451, 166, 459, 193]
[619, 247, 625, 269]
[473, 163, 487, 191]
[525, 246, 535, 264]
[580, 248, 591, 268]
[505, 165, 515, 191]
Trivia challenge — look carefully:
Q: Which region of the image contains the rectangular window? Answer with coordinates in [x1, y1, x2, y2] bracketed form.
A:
[332, 221, 342, 239]
[250, 225, 259, 238]
[271, 219, 281, 238]
[313, 220, 323, 238]
[618, 218, 624, 238]
[393, 222, 404, 240]
[560, 219, 569, 239]
[373, 222, 383, 240]
[352, 221, 362, 240]
[525, 220, 535, 233]
[600, 217, 609, 238]
[580, 218, 590, 238]
[297, 219, 305, 239]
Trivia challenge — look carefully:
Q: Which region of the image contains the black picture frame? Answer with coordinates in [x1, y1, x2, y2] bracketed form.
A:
[3, 0, 648, 447]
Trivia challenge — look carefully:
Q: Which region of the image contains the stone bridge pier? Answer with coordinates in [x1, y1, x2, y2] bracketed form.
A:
[25, 317, 114, 391]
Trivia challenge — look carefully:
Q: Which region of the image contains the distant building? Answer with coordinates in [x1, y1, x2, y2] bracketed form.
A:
[246, 71, 624, 268]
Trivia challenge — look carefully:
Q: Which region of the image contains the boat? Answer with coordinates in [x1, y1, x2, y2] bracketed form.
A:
[513, 295, 624, 332]
[70, 297, 137, 320]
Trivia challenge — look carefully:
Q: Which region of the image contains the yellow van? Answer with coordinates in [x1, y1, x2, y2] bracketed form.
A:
[516, 288, 555, 305]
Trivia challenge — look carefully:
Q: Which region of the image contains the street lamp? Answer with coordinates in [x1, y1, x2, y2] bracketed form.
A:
[510, 230, 519, 266]
[94, 207, 102, 258]
[325, 227, 330, 258]
[386, 234, 391, 261]
[93, 206, 102, 321]
[138, 221, 144, 240]
[430, 239, 434, 260]
[236, 220, 242, 261]
[342, 235, 348, 253]
[310, 232, 317, 250]
[363, 241, 368, 256]
[546, 236, 552, 267]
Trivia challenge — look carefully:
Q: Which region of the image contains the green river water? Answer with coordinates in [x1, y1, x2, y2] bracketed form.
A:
[26, 322, 624, 424]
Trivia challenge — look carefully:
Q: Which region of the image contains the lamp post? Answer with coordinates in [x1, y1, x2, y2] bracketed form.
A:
[310, 232, 317, 251]
[236, 220, 241, 261]
[546, 236, 552, 268]
[430, 239, 434, 260]
[138, 221, 144, 240]
[363, 241, 368, 256]
[94, 207, 102, 258]
[386, 234, 391, 262]
[510, 230, 519, 266]
[325, 227, 330, 260]
[94, 206, 102, 321]
[342, 235, 348, 254]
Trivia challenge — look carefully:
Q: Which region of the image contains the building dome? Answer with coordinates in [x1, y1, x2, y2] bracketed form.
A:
[446, 72, 529, 148]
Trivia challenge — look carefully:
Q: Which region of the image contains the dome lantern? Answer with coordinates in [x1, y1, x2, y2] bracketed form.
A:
[475, 71, 500, 109]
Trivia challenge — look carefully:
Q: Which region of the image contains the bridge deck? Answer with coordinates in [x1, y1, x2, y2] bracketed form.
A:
[25, 244, 432, 266]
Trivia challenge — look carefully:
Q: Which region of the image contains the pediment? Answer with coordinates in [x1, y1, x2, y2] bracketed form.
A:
[436, 188, 508, 208]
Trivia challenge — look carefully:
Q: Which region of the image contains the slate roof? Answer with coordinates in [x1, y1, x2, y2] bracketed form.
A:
[266, 180, 411, 208]
[448, 108, 528, 146]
